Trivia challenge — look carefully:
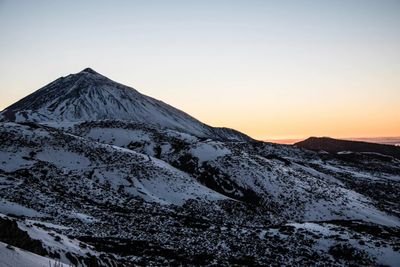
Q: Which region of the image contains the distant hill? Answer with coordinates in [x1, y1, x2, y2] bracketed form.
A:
[295, 137, 400, 159]
[268, 137, 400, 146]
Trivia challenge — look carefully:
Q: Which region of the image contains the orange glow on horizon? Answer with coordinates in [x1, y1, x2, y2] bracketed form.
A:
[0, 1, 399, 141]
[1, 80, 399, 141]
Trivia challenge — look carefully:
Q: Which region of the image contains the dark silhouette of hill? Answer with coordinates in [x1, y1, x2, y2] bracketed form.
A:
[295, 137, 400, 160]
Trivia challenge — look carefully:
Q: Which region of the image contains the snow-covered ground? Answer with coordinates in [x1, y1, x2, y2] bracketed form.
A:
[0, 199, 44, 217]
[0, 68, 398, 266]
[0, 241, 69, 267]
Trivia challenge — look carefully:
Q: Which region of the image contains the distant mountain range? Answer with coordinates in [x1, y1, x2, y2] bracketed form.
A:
[0, 68, 399, 266]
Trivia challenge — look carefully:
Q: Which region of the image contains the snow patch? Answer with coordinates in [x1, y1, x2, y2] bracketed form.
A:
[0, 200, 44, 217]
[0, 241, 69, 267]
[190, 142, 231, 163]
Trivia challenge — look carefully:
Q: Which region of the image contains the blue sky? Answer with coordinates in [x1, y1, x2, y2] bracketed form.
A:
[0, 0, 399, 139]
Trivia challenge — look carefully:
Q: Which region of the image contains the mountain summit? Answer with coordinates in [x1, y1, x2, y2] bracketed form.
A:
[80, 67, 98, 74]
[0, 68, 249, 140]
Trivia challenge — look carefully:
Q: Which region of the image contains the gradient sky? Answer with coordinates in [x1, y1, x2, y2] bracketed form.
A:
[0, 0, 399, 140]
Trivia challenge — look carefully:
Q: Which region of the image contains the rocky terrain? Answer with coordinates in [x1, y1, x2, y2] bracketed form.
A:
[0, 69, 399, 266]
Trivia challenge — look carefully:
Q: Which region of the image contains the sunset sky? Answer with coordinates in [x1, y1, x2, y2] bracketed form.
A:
[0, 0, 399, 140]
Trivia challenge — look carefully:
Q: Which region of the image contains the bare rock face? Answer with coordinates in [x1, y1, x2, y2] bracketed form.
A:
[0, 218, 47, 256]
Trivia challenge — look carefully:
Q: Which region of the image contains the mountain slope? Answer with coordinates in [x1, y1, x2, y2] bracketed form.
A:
[1, 120, 400, 266]
[69, 120, 400, 226]
[0, 122, 228, 206]
[0, 68, 250, 141]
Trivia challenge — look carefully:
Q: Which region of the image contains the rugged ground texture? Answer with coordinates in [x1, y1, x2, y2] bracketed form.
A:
[0, 121, 399, 266]
[0, 69, 399, 266]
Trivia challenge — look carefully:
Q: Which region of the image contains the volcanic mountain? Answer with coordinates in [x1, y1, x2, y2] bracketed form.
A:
[0, 68, 399, 266]
[0, 68, 249, 141]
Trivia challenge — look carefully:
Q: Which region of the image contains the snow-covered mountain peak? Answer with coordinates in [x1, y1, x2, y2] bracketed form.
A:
[73, 67, 111, 82]
[65, 67, 115, 85]
[0, 69, 251, 141]
[80, 67, 98, 75]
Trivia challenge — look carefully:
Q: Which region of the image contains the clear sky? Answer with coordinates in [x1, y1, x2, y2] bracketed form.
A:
[0, 0, 399, 140]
